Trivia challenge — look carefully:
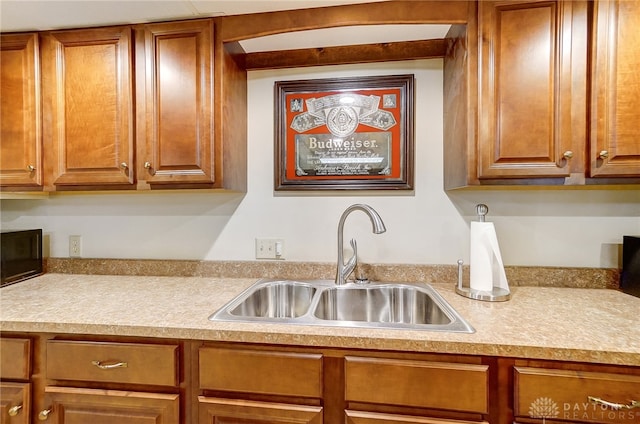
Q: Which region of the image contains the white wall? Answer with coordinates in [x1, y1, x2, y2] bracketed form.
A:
[1, 60, 639, 268]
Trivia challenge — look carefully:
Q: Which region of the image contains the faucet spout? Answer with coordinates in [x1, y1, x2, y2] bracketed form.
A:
[335, 204, 386, 285]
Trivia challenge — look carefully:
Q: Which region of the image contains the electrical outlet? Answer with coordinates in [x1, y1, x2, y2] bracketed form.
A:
[255, 238, 284, 260]
[69, 235, 82, 258]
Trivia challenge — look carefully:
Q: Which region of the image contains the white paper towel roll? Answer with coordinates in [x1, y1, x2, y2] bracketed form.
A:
[469, 221, 509, 292]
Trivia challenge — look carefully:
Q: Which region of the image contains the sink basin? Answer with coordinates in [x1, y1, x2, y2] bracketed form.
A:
[228, 280, 316, 318]
[313, 285, 453, 325]
[209, 279, 474, 333]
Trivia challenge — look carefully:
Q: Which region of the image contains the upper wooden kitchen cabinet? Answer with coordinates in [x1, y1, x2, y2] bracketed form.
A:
[0, 33, 42, 190]
[135, 19, 214, 188]
[477, 0, 586, 181]
[35, 18, 246, 192]
[590, 0, 640, 178]
[41, 26, 135, 189]
[135, 19, 247, 190]
[445, 0, 589, 188]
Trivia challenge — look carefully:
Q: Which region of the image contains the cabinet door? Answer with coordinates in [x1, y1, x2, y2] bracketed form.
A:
[477, 1, 582, 179]
[136, 19, 215, 186]
[590, 0, 640, 177]
[199, 397, 323, 424]
[40, 386, 179, 424]
[0, 382, 30, 424]
[0, 33, 42, 188]
[41, 26, 134, 188]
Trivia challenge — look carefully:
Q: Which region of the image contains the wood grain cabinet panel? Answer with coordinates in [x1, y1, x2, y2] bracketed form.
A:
[0, 382, 31, 424]
[41, 26, 134, 188]
[477, 0, 580, 179]
[346, 410, 488, 424]
[46, 340, 179, 387]
[136, 19, 215, 186]
[0, 338, 31, 381]
[514, 366, 640, 423]
[41, 386, 179, 424]
[590, 0, 640, 177]
[0, 33, 42, 189]
[345, 356, 489, 414]
[199, 347, 323, 398]
[198, 397, 323, 424]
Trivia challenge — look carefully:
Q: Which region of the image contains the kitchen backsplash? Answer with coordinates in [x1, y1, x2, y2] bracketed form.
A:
[45, 258, 620, 289]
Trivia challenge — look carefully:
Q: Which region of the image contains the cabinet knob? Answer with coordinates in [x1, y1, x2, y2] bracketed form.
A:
[27, 165, 35, 172]
[598, 150, 609, 159]
[144, 162, 152, 169]
[120, 162, 128, 169]
[8, 404, 22, 416]
[38, 408, 52, 421]
[562, 151, 573, 159]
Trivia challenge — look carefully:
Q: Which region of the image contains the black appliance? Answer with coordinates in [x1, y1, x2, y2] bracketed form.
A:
[621, 235, 640, 298]
[0, 229, 43, 287]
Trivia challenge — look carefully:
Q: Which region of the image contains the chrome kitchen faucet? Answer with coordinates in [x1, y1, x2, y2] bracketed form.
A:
[335, 204, 386, 285]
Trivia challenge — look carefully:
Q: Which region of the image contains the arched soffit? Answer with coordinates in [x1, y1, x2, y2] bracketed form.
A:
[219, 1, 470, 42]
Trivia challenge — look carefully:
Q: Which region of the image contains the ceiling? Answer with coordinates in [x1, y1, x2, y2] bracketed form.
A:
[0, 0, 451, 52]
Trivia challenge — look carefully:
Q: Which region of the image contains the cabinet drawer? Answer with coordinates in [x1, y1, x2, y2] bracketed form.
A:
[46, 340, 179, 386]
[199, 347, 323, 398]
[345, 356, 489, 414]
[515, 366, 640, 423]
[0, 338, 31, 380]
[345, 410, 489, 424]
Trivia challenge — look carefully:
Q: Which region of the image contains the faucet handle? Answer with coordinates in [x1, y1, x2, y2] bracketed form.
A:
[342, 239, 358, 281]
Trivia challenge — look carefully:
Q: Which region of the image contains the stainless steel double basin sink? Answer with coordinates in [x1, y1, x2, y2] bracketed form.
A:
[209, 279, 474, 333]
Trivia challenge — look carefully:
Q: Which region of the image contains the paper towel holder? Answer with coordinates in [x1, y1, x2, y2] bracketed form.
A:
[456, 259, 511, 302]
[455, 259, 511, 301]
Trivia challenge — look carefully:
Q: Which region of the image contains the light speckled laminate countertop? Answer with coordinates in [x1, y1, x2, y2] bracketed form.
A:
[1, 273, 639, 366]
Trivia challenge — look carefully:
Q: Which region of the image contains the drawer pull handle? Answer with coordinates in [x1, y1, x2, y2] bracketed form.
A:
[39, 408, 52, 421]
[91, 360, 128, 369]
[588, 396, 640, 410]
[8, 404, 22, 416]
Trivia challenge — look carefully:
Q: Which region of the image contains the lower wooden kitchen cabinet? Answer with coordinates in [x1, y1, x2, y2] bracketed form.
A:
[2, 333, 640, 424]
[0, 337, 32, 423]
[512, 361, 640, 424]
[40, 386, 179, 423]
[38, 338, 183, 423]
[345, 410, 483, 424]
[344, 356, 488, 417]
[198, 344, 491, 424]
[0, 381, 31, 423]
[199, 397, 323, 424]
[198, 346, 324, 424]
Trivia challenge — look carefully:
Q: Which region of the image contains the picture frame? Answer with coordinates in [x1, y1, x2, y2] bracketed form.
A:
[274, 74, 415, 190]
